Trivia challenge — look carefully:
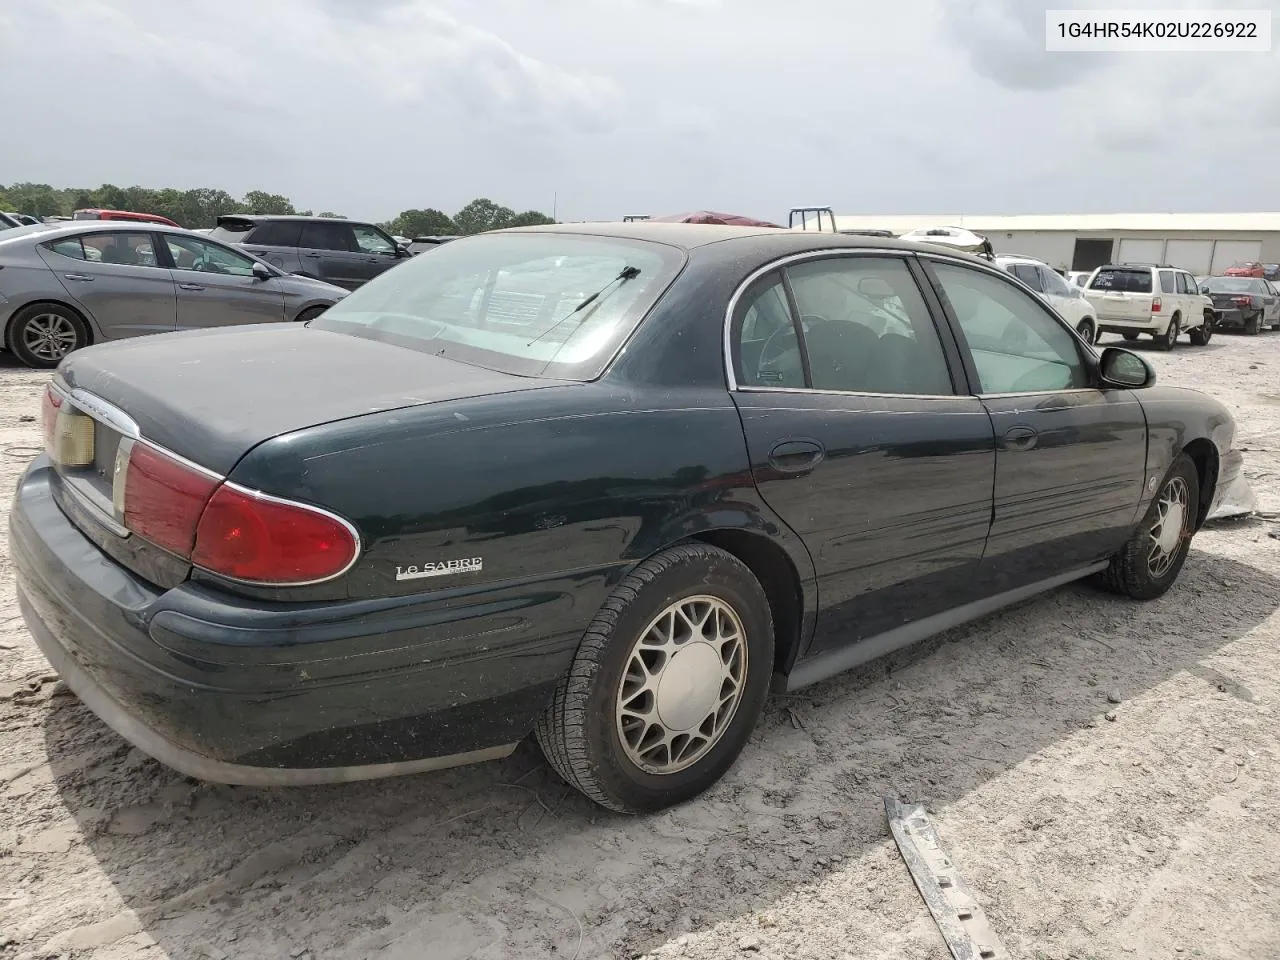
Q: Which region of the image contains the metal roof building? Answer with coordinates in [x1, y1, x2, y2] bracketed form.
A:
[825, 213, 1280, 275]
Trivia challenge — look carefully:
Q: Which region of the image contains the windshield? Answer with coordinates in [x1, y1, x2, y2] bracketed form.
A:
[310, 232, 685, 380]
[1203, 277, 1265, 293]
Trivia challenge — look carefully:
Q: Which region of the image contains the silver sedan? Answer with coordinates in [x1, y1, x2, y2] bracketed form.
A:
[0, 222, 348, 368]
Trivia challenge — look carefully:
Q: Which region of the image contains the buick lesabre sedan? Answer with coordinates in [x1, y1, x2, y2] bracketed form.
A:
[12, 224, 1243, 813]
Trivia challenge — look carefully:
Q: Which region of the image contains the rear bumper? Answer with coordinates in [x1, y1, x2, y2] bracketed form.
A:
[11, 458, 582, 785]
[1096, 317, 1161, 333]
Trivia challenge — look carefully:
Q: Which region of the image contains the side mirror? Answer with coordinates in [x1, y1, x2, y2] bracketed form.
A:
[395, 244, 412, 258]
[1098, 347, 1155, 389]
[251, 262, 273, 281]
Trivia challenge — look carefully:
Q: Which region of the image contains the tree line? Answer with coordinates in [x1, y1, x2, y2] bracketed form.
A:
[0, 182, 556, 237]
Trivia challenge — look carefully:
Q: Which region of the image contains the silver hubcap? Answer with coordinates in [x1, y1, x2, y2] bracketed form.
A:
[615, 595, 748, 775]
[1148, 476, 1190, 578]
[23, 313, 77, 361]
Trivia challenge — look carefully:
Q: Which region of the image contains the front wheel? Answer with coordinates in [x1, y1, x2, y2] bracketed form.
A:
[1123, 332, 1140, 342]
[1075, 319, 1096, 344]
[295, 305, 330, 324]
[1096, 454, 1199, 600]
[535, 543, 774, 813]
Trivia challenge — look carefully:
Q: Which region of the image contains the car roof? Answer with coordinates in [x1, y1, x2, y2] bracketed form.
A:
[497, 220, 998, 263]
[216, 214, 362, 224]
[0, 220, 248, 245]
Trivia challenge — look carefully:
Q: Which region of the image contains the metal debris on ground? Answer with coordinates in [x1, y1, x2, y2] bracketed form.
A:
[884, 797, 1010, 960]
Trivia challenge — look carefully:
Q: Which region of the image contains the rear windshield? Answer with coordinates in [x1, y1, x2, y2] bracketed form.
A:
[207, 221, 255, 244]
[1088, 268, 1152, 293]
[1203, 277, 1266, 293]
[310, 232, 685, 380]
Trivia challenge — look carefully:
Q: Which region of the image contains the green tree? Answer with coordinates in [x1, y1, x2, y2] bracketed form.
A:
[315, 211, 346, 219]
[242, 190, 296, 216]
[453, 197, 515, 235]
[390, 207, 456, 237]
[4, 182, 65, 217]
[508, 210, 556, 228]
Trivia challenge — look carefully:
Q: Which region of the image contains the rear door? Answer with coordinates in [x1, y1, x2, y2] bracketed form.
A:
[37, 231, 177, 339]
[728, 253, 996, 653]
[297, 222, 364, 289]
[922, 257, 1148, 592]
[160, 233, 285, 329]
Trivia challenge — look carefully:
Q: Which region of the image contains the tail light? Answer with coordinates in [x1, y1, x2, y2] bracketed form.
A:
[117, 440, 358, 585]
[41, 385, 62, 449]
[1232, 296, 1252, 306]
[1151, 297, 1162, 313]
[42, 384, 94, 467]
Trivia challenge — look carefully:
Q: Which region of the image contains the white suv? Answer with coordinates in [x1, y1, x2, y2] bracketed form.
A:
[1083, 263, 1213, 350]
[994, 255, 1099, 344]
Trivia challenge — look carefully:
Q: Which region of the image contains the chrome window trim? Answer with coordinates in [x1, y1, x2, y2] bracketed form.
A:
[733, 385, 971, 403]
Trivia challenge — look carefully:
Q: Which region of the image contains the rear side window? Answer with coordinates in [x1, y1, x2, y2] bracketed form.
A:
[299, 222, 355, 252]
[44, 238, 87, 260]
[246, 221, 303, 247]
[1157, 270, 1175, 293]
[1089, 268, 1152, 293]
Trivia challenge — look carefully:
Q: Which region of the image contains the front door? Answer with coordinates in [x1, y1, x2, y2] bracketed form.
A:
[350, 223, 403, 283]
[39, 231, 177, 339]
[160, 234, 285, 329]
[923, 258, 1148, 593]
[729, 254, 996, 653]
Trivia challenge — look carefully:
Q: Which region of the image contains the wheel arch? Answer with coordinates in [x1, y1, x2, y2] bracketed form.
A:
[1181, 437, 1219, 529]
[4, 298, 97, 353]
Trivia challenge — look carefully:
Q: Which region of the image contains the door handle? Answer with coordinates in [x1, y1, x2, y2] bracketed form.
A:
[302, 252, 320, 258]
[63, 274, 93, 282]
[1001, 425, 1038, 451]
[767, 439, 825, 474]
[178, 283, 205, 291]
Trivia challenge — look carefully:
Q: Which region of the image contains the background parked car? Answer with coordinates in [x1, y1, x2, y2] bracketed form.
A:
[1265, 263, 1280, 281]
[1083, 263, 1213, 349]
[995, 255, 1099, 342]
[0, 212, 20, 231]
[208, 215, 412, 290]
[5, 213, 41, 226]
[1199, 275, 1280, 333]
[1224, 260, 1266, 278]
[72, 208, 181, 228]
[1065, 270, 1092, 288]
[0, 222, 346, 368]
[407, 235, 462, 255]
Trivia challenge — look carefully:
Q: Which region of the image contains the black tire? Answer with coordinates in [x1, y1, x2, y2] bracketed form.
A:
[1122, 332, 1140, 342]
[1189, 314, 1213, 346]
[295, 305, 329, 324]
[1155, 315, 1180, 351]
[1245, 312, 1261, 335]
[1075, 319, 1096, 345]
[535, 543, 774, 814]
[7, 303, 89, 369]
[1096, 454, 1199, 601]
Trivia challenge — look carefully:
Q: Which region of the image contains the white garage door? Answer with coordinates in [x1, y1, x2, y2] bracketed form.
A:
[1117, 239, 1166, 265]
[1211, 240, 1263, 274]
[1165, 240, 1215, 275]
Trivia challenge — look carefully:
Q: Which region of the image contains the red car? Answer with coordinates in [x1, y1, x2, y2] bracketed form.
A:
[1224, 261, 1265, 278]
[72, 208, 181, 228]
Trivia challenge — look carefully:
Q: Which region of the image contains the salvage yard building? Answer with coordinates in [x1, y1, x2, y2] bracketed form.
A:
[827, 213, 1280, 276]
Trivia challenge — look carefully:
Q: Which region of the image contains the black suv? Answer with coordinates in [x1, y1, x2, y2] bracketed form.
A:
[209, 215, 411, 290]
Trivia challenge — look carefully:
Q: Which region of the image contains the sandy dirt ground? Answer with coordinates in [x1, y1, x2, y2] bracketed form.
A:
[1, 330, 1278, 960]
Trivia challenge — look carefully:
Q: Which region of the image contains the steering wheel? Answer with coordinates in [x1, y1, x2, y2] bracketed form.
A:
[758, 314, 831, 373]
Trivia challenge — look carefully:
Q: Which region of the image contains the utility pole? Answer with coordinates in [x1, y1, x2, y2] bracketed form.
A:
[552, 191, 558, 221]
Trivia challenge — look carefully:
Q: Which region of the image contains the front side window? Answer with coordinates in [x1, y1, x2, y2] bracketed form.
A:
[81, 232, 160, 268]
[1039, 267, 1073, 298]
[299, 222, 355, 252]
[311, 233, 684, 381]
[352, 224, 396, 255]
[1010, 263, 1043, 291]
[164, 235, 257, 277]
[784, 257, 954, 395]
[932, 262, 1088, 394]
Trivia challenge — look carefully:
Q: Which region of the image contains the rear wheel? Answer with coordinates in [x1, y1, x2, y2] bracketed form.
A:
[1245, 312, 1261, 335]
[1155, 315, 1180, 351]
[535, 543, 774, 813]
[7, 303, 89, 369]
[1189, 313, 1214, 346]
[1096, 454, 1199, 600]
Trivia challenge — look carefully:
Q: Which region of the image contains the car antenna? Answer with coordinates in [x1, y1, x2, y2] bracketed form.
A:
[526, 265, 641, 347]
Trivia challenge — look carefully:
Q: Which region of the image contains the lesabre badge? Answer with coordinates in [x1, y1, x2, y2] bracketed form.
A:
[396, 557, 484, 581]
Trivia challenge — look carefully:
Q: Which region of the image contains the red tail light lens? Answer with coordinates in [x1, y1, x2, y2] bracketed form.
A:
[1151, 297, 1162, 313]
[1233, 296, 1252, 305]
[192, 485, 358, 585]
[41, 385, 63, 450]
[123, 443, 220, 557]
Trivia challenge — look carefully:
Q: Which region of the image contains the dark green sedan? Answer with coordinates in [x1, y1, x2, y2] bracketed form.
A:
[12, 223, 1244, 813]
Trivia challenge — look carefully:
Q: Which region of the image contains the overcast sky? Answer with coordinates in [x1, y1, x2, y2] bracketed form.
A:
[2, 0, 1278, 223]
